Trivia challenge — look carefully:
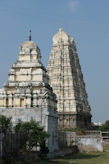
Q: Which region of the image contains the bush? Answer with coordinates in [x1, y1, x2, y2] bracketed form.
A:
[14, 120, 50, 152]
[99, 120, 109, 131]
[0, 116, 50, 162]
[0, 115, 12, 133]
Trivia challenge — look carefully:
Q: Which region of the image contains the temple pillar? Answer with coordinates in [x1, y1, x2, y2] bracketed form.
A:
[3, 93, 7, 108]
[8, 94, 13, 107]
[26, 93, 31, 108]
[33, 91, 37, 107]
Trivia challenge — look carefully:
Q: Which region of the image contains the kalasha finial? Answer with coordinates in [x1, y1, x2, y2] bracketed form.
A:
[29, 30, 32, 41]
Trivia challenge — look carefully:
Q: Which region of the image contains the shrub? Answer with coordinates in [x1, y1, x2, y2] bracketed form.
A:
[99, 120, 109, 131]
[0, 115, 12, 133]
[14, 120, 50, 152]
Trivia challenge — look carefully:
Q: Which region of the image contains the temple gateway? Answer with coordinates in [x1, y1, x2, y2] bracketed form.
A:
[47, 29, 91, 129]
[0, 35, 58, 157]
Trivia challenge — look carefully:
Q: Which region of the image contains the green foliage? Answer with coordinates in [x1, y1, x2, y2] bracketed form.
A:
[64, 127, 85, 132]
[0, 115, 12, 133]
[0, 116, 49, 162]
[99, 120, 109, 131]
[14, 120, 50, 151]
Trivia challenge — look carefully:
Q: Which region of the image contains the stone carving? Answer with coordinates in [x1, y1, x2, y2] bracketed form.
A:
[47, 29, 92, 129]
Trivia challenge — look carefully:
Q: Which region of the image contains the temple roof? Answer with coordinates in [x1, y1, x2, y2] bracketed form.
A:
[20, 40, 37, 49]
[53, 28, 76, 46]
[53, 28, 70, 45]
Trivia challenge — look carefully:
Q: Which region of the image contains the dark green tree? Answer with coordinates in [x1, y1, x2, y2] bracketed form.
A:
[0, 115, 12, 133]
[99, 120, 109, 131]
[14, 120, 49, 152]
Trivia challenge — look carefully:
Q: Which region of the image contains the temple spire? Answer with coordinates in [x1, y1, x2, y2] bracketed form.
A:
[47, 29, 91, 130]
[29, 30, 32, 41]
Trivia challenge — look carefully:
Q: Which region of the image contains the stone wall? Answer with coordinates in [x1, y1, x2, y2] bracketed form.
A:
[58, 131, 76, 148]
[58, 131, 103, 152]
[76, 136, 103, 152]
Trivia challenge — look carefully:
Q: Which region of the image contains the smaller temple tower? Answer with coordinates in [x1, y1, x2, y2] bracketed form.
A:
[0, 33, 58, 156]
[47, 29, 91, 129]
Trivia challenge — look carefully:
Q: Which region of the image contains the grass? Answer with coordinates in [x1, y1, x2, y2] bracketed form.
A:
[37, 142, 109, 164]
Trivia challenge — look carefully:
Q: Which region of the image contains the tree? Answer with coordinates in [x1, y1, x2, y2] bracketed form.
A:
[99, 120, 109, 131]
[14, 120, 49, 152]
[0, 116, 49, 162]
[0, 115, 12, 133]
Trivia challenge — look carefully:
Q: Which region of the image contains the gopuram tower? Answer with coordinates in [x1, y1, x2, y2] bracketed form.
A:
[47, 29, 92, 129]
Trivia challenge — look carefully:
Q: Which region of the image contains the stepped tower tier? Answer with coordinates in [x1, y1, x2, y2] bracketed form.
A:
[47, 29, 92, 129]
[0, 39, 57, 111]
[0, 37, 58, 156]
[1, 39, 52, 105]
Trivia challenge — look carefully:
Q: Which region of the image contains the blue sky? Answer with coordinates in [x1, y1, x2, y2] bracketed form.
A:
[0, 0, 109, 123]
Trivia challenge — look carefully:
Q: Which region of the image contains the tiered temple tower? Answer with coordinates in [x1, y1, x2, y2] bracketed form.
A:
[0, 34, 58, 156]
[47, 29, 91, 129]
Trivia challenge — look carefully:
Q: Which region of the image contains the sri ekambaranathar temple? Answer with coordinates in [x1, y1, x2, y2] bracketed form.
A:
[0, 29, 92, 155]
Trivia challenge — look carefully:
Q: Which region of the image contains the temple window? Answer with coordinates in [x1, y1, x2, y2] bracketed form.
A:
[6, 98, 8, 107]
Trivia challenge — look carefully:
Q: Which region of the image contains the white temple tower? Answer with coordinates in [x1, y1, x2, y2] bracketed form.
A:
[47, 29, 91, 129]
[0, 33, 58, 156]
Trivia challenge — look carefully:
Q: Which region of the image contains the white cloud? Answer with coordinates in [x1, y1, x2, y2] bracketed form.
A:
[68, 0, 79, 12]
